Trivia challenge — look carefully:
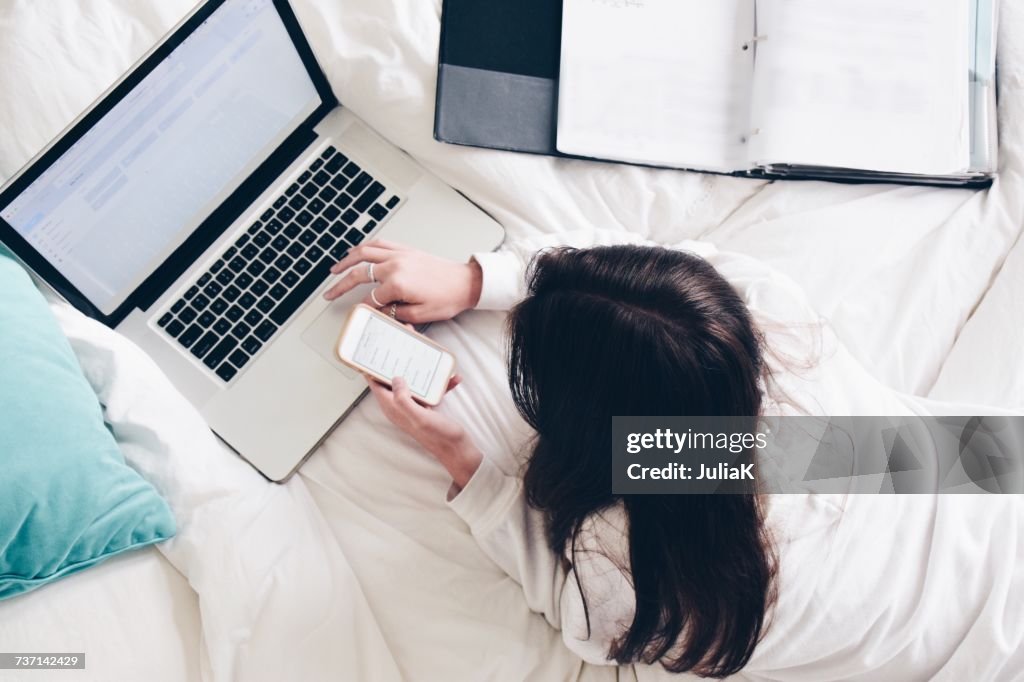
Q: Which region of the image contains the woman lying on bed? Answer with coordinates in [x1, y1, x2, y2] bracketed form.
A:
[324, 230, 772, 678]
[322, 231, 1023, 679]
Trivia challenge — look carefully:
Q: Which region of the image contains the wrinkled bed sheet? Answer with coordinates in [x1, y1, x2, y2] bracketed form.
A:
[1, 0, 1023, 680]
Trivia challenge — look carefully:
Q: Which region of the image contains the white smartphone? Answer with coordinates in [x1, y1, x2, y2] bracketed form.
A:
[336, 304, 457, 406]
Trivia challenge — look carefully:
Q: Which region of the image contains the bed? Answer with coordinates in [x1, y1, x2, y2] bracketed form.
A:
[0, 1, 1022, 680]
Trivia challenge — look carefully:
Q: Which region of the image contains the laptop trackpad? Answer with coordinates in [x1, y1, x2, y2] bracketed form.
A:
[300, 302, 359, 379]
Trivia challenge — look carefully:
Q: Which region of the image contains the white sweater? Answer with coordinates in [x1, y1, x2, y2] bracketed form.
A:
[447, 230, 1024, 680]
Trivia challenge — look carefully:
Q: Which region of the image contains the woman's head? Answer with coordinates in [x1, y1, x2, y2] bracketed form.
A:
[507, 244, 775, 677]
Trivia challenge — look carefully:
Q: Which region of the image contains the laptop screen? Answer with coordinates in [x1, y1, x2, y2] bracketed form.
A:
[0, 0, 320, 315]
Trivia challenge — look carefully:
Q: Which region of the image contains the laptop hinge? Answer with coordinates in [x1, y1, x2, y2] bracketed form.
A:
[132, 123, 319, 313]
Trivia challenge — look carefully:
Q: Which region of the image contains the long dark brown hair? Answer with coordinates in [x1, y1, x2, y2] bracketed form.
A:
[507, 245, 776, 678]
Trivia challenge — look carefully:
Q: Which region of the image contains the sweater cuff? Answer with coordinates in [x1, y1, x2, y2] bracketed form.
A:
[447, 455, 521, 536]
[471, 252, 525, 311]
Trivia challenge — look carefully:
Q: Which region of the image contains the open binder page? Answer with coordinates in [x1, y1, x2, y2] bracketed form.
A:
[748, 0, 971, 176]
[556, 0, 755, 172]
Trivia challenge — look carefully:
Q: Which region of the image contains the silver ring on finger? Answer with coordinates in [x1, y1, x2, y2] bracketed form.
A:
[370, 288, 385, 308]
[389, 303, 398, 319]
[367, 262, 377, 284]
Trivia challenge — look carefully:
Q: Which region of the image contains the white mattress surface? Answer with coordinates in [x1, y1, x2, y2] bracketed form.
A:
[1, 0, 1023, 680]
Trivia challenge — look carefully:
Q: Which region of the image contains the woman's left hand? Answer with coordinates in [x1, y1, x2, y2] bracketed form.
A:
[367, 376, 482, 491]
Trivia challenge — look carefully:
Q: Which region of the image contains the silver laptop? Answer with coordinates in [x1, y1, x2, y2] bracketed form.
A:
[0, 0, 504, 481]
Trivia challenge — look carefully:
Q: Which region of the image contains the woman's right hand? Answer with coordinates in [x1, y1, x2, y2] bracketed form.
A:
[323, 240, 483, 323]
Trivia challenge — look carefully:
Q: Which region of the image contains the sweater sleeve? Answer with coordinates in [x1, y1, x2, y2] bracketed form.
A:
[447, 456, 636, 665]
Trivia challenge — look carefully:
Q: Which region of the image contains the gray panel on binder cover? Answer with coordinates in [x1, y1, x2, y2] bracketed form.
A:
[435, 64, 557, 155]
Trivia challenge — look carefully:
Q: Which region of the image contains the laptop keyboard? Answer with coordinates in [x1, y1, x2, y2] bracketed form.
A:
[155, 146, 401, 383]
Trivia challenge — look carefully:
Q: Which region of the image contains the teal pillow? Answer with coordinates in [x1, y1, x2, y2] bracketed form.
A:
[0, 245, 176, 600]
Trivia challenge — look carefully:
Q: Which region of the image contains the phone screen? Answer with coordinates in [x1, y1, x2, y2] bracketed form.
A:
[351, 315, 444, 397]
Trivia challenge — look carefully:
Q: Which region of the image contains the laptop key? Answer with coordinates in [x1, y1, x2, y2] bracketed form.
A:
[286, 242, 304, 258]
[296, 211, 313, 227]
[251, 279, 269, 296]
[386, 195, 400, 209]
[311, 158, 324, 172]
[273, 195, 287, 210]
[179, 307, 198, 324]
[294, 258, 311, 275]
[229, 257, 247, 273]
[244, 309, 263, 327]
[239, 292, 257, 309]
[362, 220, 377, 234]
[223, 246, 238, 261]
[325, 153, 347, 173]
[288, 194, 307, 211]
[270, 284, 288, 301]
[312, 217, 329, 233]
[271, 235, 289, 251]
[347, 172, 372, 197]
[242, 337, 263, 355]
[320, 145, 336, 159]
[179, 324, 203, 348]
[329, 221, 345, 237]
[278, 206, 296, 223]
[210, 298, 228, 315]
[210, 259, 225, 274]
[241, 244, 259, 260]
[258, 247, 278, 264]
[255, 320, 278, 342]
[229, 349, 250, 368]
[354, 183, 385, 213]
[269, 256, 334, 326]
[300, 183, 318, 199]
[316, 233, 333, 250]
[341, 209, 359, 225]
[323, 205, 341, 221]
[167, 320, 185, 338]
[215, 363, 237, 383]
[284, 223, 301, 239]
[158, 313, 173, 328]
[191, 331, 219, 359]
[223, 285, 242, 302]
[257, 296, 275, 313]
[184, 286, 199, 300]
[193, 294, 211, 311]
[369, 204, 389, 221]
[267, 219, 284, 235]
[247, 221, 263, 235]
[298, 171, 312, 184]
[285, 183, 300, 197]
[319, 186, 338, 202]
[330, 243, 347, 260]
[260, 209, 274, 222]
[246, 260, 266, 277]
[203, 282, 222, 298]
[299, 230, 317, 246]
[226, 305, 244, 322]
[308, 198, 326, 214]
[214, 318, 232, 336]
[198, 311, 216, 328]
[231, 322, 251, 339]
[216, 269, 234, 286]
[334, 193, 353, 210]
[283, 271, 299, 287]
[344, 228, 365, 246]
[203, 336, 238, 370]
[329, 174, 348, 191]
[262, 267, 281, 284]
[275, 254, 294, 271]
[198, 273, 212, 287]
[342, 161, 361, 178]
[253, 231, 271, 247]
[306, 246, 324, 262]
[171, 299, 186, 314]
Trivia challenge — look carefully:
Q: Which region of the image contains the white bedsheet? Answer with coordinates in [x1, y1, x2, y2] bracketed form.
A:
[1, 0, 1023, 680]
